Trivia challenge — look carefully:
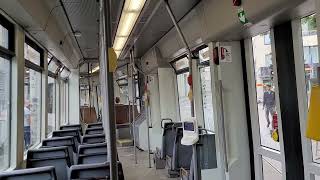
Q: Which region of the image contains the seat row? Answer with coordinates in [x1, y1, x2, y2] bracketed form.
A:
[0, 122, 125, 180]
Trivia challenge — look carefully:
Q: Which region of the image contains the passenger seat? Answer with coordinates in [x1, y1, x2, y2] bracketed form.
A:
[69, 162, 124, 180]
[0, 166, 57, 180]
[26, 146, 71, 180]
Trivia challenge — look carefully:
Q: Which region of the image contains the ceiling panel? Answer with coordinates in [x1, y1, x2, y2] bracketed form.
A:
[121, 0, 201, 60]
[62, 0, 99, 59]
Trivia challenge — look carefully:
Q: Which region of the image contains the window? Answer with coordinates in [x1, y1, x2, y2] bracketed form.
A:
[172, 56, 189, 72]
[47, 76, 56, 136]
[24, 68, 42, 150]
[0, 16, 13, 170]
[301, 14, 320, 164]
[252, 31, 280, 151]
[24, 38, 43, 150]
[200, 66, 214, 131]
[264, 33, 271, 45]
[177, 72, 191, 121]
[0, 57, 10, 170]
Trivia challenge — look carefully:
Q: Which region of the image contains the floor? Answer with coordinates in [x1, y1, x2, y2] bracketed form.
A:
[118, 147, 179, 180]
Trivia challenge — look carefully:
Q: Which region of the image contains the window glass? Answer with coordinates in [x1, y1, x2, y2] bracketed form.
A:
[252, 31, 280, 151]
[199, 47, 210, 63]
[0, 25, 8, 49]
[301, 14, 320, 163]
[200, 66, 214, 131]
[47, 77, 56, 135]
[48, 58, 60, 74]
[60, 68, 70, 79]
[173, 57, 189, 71]
[24, 67, 41, 150]
[177, 72, 192, 121]
[24, 43, 41, 66]
[0, 57, 10, 170]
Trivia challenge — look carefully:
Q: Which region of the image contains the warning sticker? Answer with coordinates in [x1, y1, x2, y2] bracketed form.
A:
[219, 46, 232, 63]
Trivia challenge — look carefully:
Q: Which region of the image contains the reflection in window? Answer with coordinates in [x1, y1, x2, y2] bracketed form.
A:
[200, 66, 214, 131]
[47, 76, 56, 135]
[0, 57, 10, 170]
[24, 67, 42, 150]
[177, 72, 191, 121]
[252, 31, 280, 151]
[301, 14, 320, 164]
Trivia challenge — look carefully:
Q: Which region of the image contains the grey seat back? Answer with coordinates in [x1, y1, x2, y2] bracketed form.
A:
[0, 166, 57, 180]
[26, 147, 71, 180]
[87, 122, 103, 128]
[69, 162, 124, 180]
[42, 136, 76, 164]
[172, 128, 193, 170]
[161, 122, 182, 159]
[77, 152, 108, 165]
[52, 129, 81, 154]
[60, 124, 82, 135]
[85, 127, 104, 135]
[82, 134, 106, 144]
[78, 142, 108, 155]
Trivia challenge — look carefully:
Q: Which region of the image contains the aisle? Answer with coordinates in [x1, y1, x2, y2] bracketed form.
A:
[118, 147, 178, 180]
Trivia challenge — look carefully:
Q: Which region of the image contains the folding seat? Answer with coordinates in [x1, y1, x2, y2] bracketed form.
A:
[87, 122, 103, 129]
[85, 127, 104, 135]
[42, 136, 76, 164]
[161, 122, 182, 159]
[0, 166, 57, 180]
[186, 133, 218, 180]
[26, 147, 71, 180]
[168, 127, 193, 178]
[82, 134, 106, 144]
[69, 162, 125, 180]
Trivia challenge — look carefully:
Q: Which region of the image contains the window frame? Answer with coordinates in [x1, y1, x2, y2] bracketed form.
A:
[0, 13, 14, 171]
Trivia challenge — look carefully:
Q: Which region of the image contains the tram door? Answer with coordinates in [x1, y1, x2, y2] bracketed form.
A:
[245, 31, 286, 180]
[193, 42, 251, 180]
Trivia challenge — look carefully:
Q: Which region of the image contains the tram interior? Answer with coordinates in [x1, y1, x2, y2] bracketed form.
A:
[0, 0, 320, 180]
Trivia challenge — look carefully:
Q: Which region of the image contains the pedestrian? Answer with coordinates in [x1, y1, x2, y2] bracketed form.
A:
[263, 84, 275, 128]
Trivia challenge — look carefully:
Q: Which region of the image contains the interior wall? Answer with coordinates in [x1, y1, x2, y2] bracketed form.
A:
[217, 41, 250, 180]
[148, 74, 162, 150]
[69, 69, 80, 125]
[158, 68, 179, 122]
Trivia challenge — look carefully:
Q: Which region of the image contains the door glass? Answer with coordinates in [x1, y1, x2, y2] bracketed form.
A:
[177, 72, 192, 121]
[301, 14, 320, 163]
[200, 66, 214, 131]
[262, 156, 282, 180]
[252, 31, 280, 151]
[47, 76, 56, 135]
[24, 67, 42, 150]
[0, 57, 10, 170]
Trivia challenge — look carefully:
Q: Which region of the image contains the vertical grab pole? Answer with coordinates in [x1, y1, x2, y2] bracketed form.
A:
[145, 76, 152, 168]
[102, 0, 118, 179]
[130, 49, 138, 164]
[163, 0, 197, 179]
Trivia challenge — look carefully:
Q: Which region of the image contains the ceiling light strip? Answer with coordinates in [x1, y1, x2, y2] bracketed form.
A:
[113, 0, 147, 58]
